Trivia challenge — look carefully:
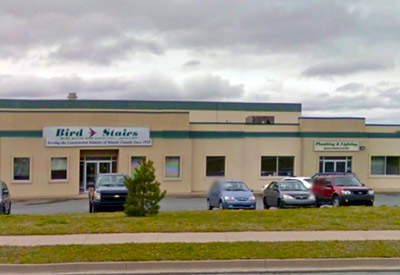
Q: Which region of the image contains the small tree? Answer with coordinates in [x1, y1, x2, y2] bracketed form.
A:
[124, 158, 166, 216]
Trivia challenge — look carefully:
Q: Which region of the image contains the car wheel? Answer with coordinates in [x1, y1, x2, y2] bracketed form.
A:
[365, 202, 374, 207]
[6, 203, 11, 215]
[315, 200, 321, 208]
[332, 196, 340, 208]
[207, 199, 213, 210]
[219, 201, 224, 210]
[0, 205, 4, 215]
[278, 199, 284, 209]
[263, 197, 270, 209]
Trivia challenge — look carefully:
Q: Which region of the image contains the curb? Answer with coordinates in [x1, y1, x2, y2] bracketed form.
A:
[1, 258, 400, 274]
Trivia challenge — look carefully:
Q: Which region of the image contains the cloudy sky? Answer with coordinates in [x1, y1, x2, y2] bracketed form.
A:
[1, 0, 400, 123]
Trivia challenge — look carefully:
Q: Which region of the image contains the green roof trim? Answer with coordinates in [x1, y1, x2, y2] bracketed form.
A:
[0, 99, 301, 112]
[2, 130, 400, 139]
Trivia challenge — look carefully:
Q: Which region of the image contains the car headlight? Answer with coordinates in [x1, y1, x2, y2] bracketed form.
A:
[224, 196, 235, 202]
[342, 190, 352, 195]
[282, 194, 294, 200]
[94, 191, 101, 200]
[368, 190, 374, 195]
[309, 194, 315, 200]
[249, 196, 256, 202]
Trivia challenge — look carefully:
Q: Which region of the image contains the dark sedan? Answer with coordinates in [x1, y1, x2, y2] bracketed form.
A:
[0, 181, 11, 214]
[263, 180, 316, 209]
[88, 173, 128, 213]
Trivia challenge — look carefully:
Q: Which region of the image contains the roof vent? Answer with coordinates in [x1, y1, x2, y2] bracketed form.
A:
[67, 93, 78, 100]
[246, 116, 275, 124]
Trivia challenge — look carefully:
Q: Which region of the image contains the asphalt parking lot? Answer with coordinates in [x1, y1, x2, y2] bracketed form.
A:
[9, 193, 400, 215]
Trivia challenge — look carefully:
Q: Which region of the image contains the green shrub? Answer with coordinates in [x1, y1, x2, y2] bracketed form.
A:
[123, 158, 166, 216]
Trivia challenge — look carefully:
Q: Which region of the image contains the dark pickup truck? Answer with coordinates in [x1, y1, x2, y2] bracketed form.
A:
[88, 173, 128, 213]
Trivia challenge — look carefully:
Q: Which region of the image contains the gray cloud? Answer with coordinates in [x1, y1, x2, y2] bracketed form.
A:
[0, 73, 244, 101]
[1, 0, 400, 66]
[49, 37, 164, 65]
[336, 82, 365, 92]
[182, 60, 201, 68]
[301, 61, 394, 78]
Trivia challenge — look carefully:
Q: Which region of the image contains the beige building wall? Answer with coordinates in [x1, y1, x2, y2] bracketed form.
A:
[300, 138, 369, 182]
[0, 137, 81, 198]
[3, 102, 400, 198]
[299, 118, 366, 132]
[0, 111, 190, 131]
[367, 138, 400, 192]
[0, 111, 192, 198]
[189, 110, 300, 123]
[191, 137, 301, 193]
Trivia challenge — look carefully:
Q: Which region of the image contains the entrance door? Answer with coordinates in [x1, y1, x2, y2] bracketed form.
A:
[84, 161, 112, 190]
[335, 161, 347, 172]
[79, 155, 118, 192]
[319, 157, 352, 173]
[324, 161, 335, 172]
[99, 162, 111, 174]
[86, 162, 97, 187]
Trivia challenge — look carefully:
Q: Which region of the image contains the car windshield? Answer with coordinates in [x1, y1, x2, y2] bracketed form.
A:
[97, 175, 126, 187]
[222, 181, 249, 191]
[334, 177, 362, 187]
[279, 181, 307, 191]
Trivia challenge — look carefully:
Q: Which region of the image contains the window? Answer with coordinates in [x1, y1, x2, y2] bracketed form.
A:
[261, 156, 294, 177]
[51, 157, 68, 180]
[13, 157, 30, 181]
[131, 156, 145, 177]
[206, 156, 225, 177]
[371, 156, 400, 175]
[165, 156, 180, 179]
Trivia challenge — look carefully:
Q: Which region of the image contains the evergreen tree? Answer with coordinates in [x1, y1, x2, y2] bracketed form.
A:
[123, 158, 166, 216]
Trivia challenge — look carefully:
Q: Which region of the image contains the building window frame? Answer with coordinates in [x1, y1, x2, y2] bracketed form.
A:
[49, 157, 69, 182]
[370, 156, 400, 176]
[130, 156, 146, 177]
[12, 156, 32, 183]
[260, 156, 295, 178]
[164, 155, 182, 181]
[205, 156, 226, 177]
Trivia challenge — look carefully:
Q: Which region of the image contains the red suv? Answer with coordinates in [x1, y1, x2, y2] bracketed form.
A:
[311, 173, 374, 207]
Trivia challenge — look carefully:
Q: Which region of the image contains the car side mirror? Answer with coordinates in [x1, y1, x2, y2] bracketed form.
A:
[273, 187, 279, 191]
[250, 189, 254, 192]
[361, 183, 365, 186]
[326, 184, 332, 188]
[2, 189, 9, 195]
[87, 182, 95, 188]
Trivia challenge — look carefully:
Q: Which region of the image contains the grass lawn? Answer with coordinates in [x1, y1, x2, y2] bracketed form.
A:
[1, 206, 400, 235]
[1, 241, 400, 264]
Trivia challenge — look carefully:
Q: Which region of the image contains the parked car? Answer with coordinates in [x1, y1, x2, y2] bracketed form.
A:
[207, 180, 256, 210]
[282, 177, 312, 189]
[0, 181, 11, 215]
[88, 173, 128, 213]
[311, 172, 374, 207]
[263, 180, 316, 209]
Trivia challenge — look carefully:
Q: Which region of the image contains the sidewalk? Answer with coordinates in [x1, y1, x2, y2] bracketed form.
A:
[2, 230, 400, 246]
[2, 258, 400, 274]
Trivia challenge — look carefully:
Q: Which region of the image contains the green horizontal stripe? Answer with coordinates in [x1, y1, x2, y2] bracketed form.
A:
[0, 131, 42, 137]
[2, 130, 400, 139]
[150, 131, 190, 138]
[0, 99, 301, 112]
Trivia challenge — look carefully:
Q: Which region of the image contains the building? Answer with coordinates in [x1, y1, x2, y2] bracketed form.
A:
[0, 98, 400, 199]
